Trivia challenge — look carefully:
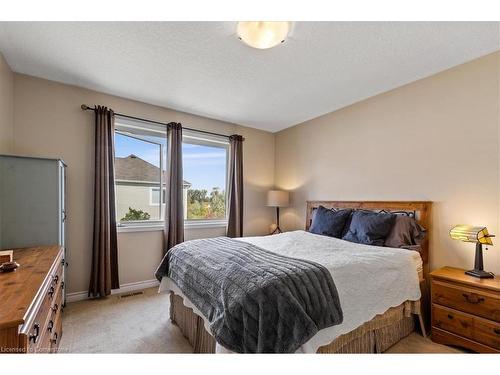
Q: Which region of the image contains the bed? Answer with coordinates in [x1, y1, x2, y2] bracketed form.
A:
[158, 200, 432, 353]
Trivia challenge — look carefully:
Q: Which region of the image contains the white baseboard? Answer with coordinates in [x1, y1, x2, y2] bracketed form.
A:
[66, 279, 160, 303]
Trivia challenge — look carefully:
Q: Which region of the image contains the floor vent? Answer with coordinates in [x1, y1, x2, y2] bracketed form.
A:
[119, 291, 144, 299]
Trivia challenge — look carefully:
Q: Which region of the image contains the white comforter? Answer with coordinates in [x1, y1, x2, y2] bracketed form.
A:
[159, 230, 422, 353]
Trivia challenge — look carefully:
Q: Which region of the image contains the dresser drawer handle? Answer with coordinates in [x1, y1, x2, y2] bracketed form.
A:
[51, 332, 58, 345]
[29, 323, 40, 343]
[447, 314, 454, 320]
[52, 304, 59, 313]
[53, 275, 59, 284]
[47, 320, 54, 333]
[462, 293, 485, 304]
[494, 328, 500, 335]
[48, 286, 55, 298]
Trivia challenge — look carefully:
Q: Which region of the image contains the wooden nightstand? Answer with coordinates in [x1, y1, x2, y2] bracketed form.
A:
[430, 267, 500, 353]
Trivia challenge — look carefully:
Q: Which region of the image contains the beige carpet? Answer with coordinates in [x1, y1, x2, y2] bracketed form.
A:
[59, 287, 462, 354]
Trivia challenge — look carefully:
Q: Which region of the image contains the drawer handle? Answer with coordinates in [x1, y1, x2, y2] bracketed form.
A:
[51, 332, 58, 345]
[447, 314, 454, 320]
[60, 281, 65, 290]
[48, 286, 55, 298]
[29, 323, 40, 343]
[462, 293, 485, 304]
[494, 328, 500, 335]
[52, 304, 59, 313]
[53, 275, 59, 284]
[47, 320, 54, 333]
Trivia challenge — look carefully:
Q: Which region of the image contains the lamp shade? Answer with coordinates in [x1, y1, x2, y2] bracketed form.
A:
[267, 190, 289, 207]
[449, 225, 494, 246]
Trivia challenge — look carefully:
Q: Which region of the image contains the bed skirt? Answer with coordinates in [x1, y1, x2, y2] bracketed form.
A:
[169, 292, 422, 354]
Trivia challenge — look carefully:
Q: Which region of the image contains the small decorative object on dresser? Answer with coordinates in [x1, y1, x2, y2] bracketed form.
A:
[0, 261, 20, 273]
[0, 250, 13, 264]
[267, 190, 289, 234]
[0, 246, 65, 353]
[430, 266, 500, 353]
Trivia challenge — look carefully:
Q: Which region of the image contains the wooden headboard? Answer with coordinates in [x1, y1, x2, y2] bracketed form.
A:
[305, 201, 432, 274]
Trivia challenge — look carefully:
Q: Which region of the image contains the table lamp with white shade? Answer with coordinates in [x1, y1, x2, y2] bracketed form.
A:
[267, 190, 289, 234]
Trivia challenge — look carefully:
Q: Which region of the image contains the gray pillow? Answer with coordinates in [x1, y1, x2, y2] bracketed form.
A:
[384, 215, 426, 248]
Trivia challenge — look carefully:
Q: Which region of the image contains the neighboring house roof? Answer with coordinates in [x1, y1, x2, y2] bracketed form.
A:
[115, 154, 191, 188]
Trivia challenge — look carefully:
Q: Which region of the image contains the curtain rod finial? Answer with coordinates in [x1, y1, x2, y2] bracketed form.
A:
[81, 104, 90, 110]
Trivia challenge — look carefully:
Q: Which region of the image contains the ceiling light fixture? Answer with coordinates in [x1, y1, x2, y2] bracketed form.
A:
[237, 21, 290, 49]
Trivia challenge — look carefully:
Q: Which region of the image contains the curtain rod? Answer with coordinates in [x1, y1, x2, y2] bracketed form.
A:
[80, 104, 244, 141]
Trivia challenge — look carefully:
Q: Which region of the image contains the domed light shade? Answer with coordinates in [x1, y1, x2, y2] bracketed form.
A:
[237, 21, 290, 49]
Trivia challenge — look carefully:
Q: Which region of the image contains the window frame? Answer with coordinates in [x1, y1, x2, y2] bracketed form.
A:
[149, 187, 166, 206]
[115, 129, 164, 221]
[182, 129, 230, 224]
[114, 117, 230, 231]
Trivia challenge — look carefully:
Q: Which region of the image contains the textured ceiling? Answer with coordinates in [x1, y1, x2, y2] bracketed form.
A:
[0, 22, 499, 132]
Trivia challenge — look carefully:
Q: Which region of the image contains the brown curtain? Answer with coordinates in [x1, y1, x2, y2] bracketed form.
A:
[164, 122, 184, 253]
[89, 106, 119, 298]
[227, 135, 244, 237]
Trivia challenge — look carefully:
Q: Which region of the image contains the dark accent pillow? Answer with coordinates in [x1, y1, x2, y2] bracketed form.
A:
[342, 211, 396, 246]
[384, 215, 426, 248]
[309, 206, 352, 238]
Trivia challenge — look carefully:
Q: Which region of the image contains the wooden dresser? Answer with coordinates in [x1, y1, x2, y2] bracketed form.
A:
[430, 266, 500, 353]
[0, 246, 64, 353]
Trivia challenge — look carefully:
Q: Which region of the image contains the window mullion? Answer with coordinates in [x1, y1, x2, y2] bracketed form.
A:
[159, 143, 163, 221]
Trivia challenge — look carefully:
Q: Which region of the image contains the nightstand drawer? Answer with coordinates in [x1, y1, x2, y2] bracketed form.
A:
[432, 304, 500, 349]
[432, 280, 500, 322]
[432, 305, 473, 339]
[473, 315, 500, 349]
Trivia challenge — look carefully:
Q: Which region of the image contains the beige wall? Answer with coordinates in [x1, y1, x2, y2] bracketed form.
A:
[275, 52, 500, 275]
[12, 74, 275, 294]
[0, 53, 13, 153]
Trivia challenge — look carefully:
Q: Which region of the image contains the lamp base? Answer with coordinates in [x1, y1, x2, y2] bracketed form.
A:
[270, 206, 283, 235]
[270, 226, 282, 235]
[465, 269, 494, 279]
[465, 243, 494, 278]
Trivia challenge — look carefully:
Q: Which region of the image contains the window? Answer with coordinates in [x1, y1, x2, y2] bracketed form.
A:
[114, 117, 228, 228]
[114, 117, 166, 224]
[150, 187, 166, 206]
[183, 131, 228, 221]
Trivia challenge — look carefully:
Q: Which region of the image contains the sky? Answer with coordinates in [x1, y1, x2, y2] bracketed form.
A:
[115, 133, 226, 191]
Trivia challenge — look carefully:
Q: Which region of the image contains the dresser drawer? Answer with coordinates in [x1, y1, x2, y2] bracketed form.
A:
[49, 309, 63, 353]
[432, 304, 473, 339]
[36, 323, 52, 353]
[51, 259, 64, 293]
[432, 280, 500, 322]
[25, 286, 53, 352]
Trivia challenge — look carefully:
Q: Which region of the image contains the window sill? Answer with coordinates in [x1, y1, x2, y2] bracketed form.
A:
[185, 220, 228, 229]
[117, 224, 163, 233]
[117, 220, 227, 233]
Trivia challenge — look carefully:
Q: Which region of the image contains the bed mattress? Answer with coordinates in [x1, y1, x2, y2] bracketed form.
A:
[159, 230, 422, 353]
